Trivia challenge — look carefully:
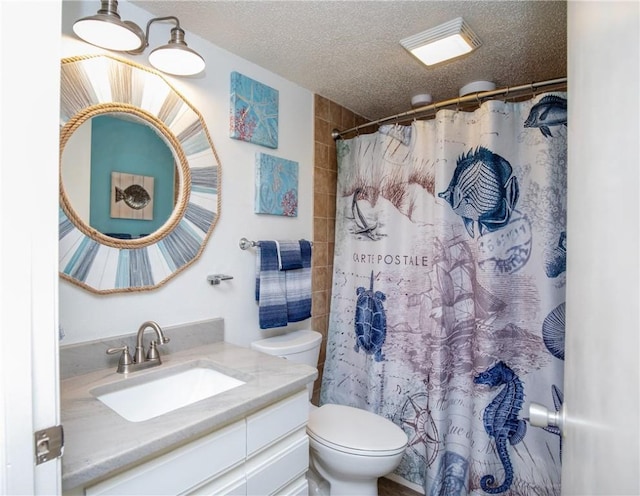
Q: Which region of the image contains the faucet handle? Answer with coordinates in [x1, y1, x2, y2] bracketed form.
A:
[106, 345, 130, 356]
[146, 341, 161, 361]
[146, 333, 170, 361]
[106, 345, 133, 373]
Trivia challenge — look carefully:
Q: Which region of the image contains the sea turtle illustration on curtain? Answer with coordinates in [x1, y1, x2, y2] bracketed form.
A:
[354, 270, 387, 361]
[438, 147, 519, 238]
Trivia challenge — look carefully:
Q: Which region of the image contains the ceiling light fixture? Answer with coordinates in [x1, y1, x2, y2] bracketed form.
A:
[400, 17, 481, 67]
[73, 1, 205, 76]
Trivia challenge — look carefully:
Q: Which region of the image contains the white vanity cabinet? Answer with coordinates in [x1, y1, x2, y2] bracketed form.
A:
[81, 390, 309, 496]
[244, 390, 310, 495]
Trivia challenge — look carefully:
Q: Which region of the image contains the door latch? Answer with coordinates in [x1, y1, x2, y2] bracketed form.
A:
[34, 425, 64, 465]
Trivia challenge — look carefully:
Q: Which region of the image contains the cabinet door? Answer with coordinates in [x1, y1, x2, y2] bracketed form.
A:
[245, 429, 309, 496]
[275, 475, 308, 496]
[246, 390, 308, 456]
[86, 421, 246, 496]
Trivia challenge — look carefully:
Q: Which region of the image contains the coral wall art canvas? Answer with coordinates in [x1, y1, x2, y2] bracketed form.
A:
[230, 72, 279, 148]
[255, 153, 298, 217]
[110, 171, 154, 220]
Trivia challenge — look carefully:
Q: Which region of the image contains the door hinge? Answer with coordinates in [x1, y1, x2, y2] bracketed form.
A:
[34, 425, 64, 465]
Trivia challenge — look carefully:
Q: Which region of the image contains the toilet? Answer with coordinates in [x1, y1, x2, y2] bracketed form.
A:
[251, 330, 408, 496]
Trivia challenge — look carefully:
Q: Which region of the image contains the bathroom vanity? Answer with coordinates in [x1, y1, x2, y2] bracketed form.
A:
[60, 320, 316, 495]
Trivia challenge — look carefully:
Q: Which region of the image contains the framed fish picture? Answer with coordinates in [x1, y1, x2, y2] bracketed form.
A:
[255, 153, 298, 217]
[230, 72, 279, 148]
[110, 172, 154, 220]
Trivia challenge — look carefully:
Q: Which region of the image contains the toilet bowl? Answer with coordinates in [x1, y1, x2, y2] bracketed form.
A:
[251, 330, 408, 496]
[307, 403, 407, 495]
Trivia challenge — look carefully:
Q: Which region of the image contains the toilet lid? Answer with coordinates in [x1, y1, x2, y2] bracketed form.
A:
[307, 404, 407, 456]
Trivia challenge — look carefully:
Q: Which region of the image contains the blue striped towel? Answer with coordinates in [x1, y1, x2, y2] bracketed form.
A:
[255, 241, 288, 329]
[285, 240, 312, 322]
[275, 240, 303, 270]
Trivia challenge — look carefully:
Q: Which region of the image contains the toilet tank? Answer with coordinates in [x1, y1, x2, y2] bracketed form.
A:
[251, 330, 322, 401]
[251, 330, 322, 368]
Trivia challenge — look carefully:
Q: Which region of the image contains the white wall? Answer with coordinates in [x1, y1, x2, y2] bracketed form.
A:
[59, 1, 314, 347]
[62, 120, 91, 222]
[562, 1, 639, 494]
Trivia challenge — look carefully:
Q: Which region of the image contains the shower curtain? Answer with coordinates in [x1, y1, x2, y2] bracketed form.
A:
[320, 94, 567, 495]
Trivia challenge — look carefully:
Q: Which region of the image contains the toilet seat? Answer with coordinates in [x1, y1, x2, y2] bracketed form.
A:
[307, 404, 407, 457]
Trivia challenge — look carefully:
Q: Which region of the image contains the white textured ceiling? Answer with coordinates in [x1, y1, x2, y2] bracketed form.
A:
[131, 1, 567, 122]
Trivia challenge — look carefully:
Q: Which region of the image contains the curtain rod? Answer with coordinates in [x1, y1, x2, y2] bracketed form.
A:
[332, 77, 567, 140]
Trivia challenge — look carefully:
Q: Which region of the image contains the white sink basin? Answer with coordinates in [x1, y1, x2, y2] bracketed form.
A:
[91, 364, 246, 422]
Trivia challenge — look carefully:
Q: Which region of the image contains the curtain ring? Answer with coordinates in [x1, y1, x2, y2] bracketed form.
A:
[475, 93, 482, 107]
[530, 82, 537, 98]
[456, 97, 462, 112]
[503, 86, 510, 103]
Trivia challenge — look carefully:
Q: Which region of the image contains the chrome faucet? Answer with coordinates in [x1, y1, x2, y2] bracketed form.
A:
[106, 321, 170, 374]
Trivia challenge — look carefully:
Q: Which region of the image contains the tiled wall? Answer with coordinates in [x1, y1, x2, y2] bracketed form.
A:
[311, 95, 369, 403]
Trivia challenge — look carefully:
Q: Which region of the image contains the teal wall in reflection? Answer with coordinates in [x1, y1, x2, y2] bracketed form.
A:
[89, 115, 175, 238]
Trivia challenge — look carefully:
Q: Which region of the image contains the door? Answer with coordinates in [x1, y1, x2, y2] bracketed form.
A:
[562, 2, 639, 494]
[0, 1, 62, 493]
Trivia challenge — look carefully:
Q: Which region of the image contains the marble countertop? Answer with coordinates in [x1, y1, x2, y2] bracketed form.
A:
[61, 341, 317, 491]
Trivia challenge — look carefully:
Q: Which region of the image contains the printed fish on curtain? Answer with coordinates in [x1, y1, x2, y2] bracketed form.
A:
[320, 94, 567, 495]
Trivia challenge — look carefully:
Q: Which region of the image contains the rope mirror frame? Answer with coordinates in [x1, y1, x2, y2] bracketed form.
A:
[59, 54, 221, 294]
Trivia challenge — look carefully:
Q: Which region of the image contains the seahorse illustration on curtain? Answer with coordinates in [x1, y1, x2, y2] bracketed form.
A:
[474, 361, 527, 494]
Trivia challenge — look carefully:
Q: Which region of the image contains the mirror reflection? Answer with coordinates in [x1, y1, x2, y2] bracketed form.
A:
[61, 113, 178, 240]
[59, 54, 220, 294]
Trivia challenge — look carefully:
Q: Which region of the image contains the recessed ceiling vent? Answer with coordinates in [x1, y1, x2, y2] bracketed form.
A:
[400, 17, 482, 67]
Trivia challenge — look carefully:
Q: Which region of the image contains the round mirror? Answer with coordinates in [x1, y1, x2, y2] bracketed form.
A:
[59, 55, 220, 294]
[60, 106, 187, 247]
